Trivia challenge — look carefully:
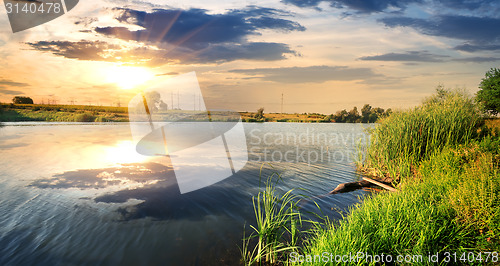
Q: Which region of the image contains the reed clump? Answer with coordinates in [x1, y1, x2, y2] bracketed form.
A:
[241, 171, 304, 265]
[362, 88, 485, 182]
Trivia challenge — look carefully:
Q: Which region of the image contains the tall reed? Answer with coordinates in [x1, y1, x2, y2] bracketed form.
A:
[362, 88, 484, 181]
[241, 170, 303, 265]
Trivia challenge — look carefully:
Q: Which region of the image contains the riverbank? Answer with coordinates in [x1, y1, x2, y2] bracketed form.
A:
[294, 90, 500, 265]
[0, 103, 389, 123]
[240, 89, 500, 265]
[0, 103, 129, 122]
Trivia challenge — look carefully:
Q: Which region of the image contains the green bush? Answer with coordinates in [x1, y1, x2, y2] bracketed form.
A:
[74, 113, 95, 122]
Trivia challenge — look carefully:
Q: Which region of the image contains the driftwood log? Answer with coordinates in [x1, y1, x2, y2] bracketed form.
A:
[329, 177, 395, 194]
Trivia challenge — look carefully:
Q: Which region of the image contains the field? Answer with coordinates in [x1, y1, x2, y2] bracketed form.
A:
[0, 103, 334, 123]
[0, 103, 129, 122]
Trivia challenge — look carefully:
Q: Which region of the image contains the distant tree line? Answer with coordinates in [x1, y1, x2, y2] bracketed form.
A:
[245, 106, 392, 123]
[328, 104, 392, 123]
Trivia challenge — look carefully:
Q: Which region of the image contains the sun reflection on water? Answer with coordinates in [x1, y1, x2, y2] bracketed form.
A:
[104, 140, 150, 164]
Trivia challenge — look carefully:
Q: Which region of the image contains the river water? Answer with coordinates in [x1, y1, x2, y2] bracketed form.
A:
[0, 122, 372, 265]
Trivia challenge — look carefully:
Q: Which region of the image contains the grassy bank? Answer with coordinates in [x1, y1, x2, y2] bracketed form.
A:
[300, 142, 499, 265]
[0, 103, 129, 122]
[242, 89, 500, 265]
[293, 90, 500, 265]
[0, 103, 393, 123]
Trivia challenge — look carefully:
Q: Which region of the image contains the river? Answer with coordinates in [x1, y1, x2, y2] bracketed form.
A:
[0, 122, 372, 265]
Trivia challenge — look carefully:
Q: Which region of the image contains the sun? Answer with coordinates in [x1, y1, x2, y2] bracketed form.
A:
[106, 66, 155, 90]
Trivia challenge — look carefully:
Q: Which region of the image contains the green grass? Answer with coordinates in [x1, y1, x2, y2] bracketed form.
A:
[299, 142, 499, 265]
[290, 88, 500, 265]
[241, 88, 500, 265]
[241, 170, 304, 265]
[241, 165, 331, 265]
[361, 89, 486, 182]
[0, 103, 129, 122]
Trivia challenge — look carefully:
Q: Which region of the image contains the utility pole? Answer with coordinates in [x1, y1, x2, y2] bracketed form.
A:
[281, 92, 284, 114]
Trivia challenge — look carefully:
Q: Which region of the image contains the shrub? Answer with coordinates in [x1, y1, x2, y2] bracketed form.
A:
[74, 113, 95, 122]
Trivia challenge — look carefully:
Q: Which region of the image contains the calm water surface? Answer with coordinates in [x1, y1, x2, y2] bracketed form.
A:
[0, 122, 372, 265]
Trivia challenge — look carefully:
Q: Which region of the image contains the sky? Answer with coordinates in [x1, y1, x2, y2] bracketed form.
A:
[0, 0, 499, 113]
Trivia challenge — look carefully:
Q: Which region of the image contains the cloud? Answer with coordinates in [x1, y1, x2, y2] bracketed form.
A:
[436, 0, 499, 11]
[26, 41, 120, 61]
[451, 57, 500, 63]
[193, 42, 295, 62]
[379, 15, 500, 44]
[26, 40, 295, 65]
[0, 78, 30, 87]
[0, 88, 25, 95]
[454, 43, 500, 52]
[229, 65, 381, 83]
[0, 78, 29, 95]
[282, 0, 498, 13]
[359, 51, 449, 62]
[281, 0, 423, 13]
[28, 6, 303, 65]
[96, 7, 304, 48]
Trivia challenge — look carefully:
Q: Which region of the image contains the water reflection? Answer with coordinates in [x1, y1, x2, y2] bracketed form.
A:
[30, 162, 172, 190]
[0, 123, 370, 265]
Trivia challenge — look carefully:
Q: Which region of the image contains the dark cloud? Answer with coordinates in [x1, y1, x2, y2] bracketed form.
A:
[96, 7, 304, 49]
[26, 40, 294, 65]
[454, 43, 500, 52]
[0, 88, 25, 95]
[28, 6, 303, 65]
[0, 78, 29, 87]
[282, 0, 497, 13]
[74, 17, 98, 27]
[229, 65, 381, 83]
[193, 42, 295, 62]
[380, 15, 500, 44]
[359, 51, 449, 62]
[436, 0, 498, 11]
[281, 0, 423, 13]
[26, 40, 120, 61]
[451, 56, 500, 63]
[156, 72, 179, 76]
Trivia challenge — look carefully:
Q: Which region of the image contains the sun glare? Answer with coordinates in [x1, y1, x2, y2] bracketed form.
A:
[105, 141, 149, 164]
[106, 66, 155, 90]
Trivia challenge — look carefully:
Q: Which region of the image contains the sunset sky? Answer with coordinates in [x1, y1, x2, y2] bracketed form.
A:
[0, 0, 499, 113]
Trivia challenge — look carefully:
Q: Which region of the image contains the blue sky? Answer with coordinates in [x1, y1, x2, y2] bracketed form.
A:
[0, 0, 499, 113]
